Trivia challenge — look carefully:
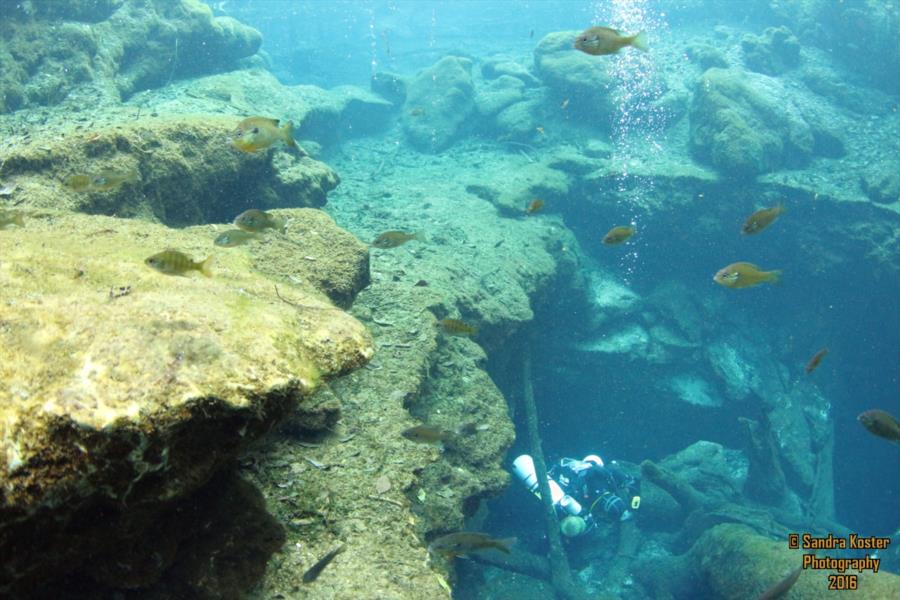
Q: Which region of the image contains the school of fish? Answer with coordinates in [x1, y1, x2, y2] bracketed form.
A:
[0, 24, 888, 591]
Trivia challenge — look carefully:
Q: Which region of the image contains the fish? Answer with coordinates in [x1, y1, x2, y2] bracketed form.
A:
[713, 262, 781, 289]
[602, 225, 635, 245]
[560, 98, 570, 110]
[574, 26, 648, 56]
[414, 279, 429, 287]
[858, 409, 900, 444]
[526, 199, 544, 214]
[214, 229, 260, 247]
[409, 107, 426, 117]
[439, 318, 477, 336]
[65, 174, 93, 191]
[401, 425, 450, 445]
[402, 422, 479, 445]
[233, 209, 286, 233]
[0, 183, 16, 196]
[804, 348, 828, 375]
[372, 231, 424, 248]
[742, 205, 785, 235]
[145, 250, 213, 277]
[0, 209, 25, 229]
[66, 169, 139, 193]
[232, 116, 297, 153]
[89, 169, 140, 192]
[756, 566, 802, 600]
[302, 545, 345, 583]
[427, 532, 515, 558]
[536, 126, 545, 135]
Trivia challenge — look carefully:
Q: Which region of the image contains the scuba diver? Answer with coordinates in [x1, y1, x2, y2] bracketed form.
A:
[512, 454, 641, 538]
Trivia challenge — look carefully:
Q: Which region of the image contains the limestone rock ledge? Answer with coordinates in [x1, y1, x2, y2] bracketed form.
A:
[0, 115, 340, 227]
[0, 210, 373, 595]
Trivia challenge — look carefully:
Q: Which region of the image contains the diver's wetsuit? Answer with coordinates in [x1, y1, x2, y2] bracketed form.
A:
[552, 460, 641, 522]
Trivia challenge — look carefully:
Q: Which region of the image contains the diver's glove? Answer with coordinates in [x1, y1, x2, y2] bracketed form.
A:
[620, 510, 633, 522]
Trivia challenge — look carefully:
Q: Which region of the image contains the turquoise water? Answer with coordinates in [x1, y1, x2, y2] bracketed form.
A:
[226, 0, 900, 593]
[232, 0, 900, 525]
[3, 0, 898, 597]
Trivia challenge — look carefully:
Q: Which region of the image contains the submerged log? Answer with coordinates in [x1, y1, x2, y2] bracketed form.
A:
[739, 415, 790, 508]
[521, 343, 590, 600]
[471, 549, 551, 580]
[640, 460, 707, 513]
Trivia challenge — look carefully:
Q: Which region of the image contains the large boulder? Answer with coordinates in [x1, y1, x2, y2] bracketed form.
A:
[474, 75, 525, 117]
[495, 97, 543, 139]
[133, 70, 394, 147]
[689, 67, 815, 178]
[741, 26, 801, 75]
[0, 209, 373, 595]
[860, 162, 900, 205]
[402, 56, 475, 152]
[688, 524, 900, 599]
[464, 159, 570, 217]
[0, 0, 262, 113]
[533, 31, 615, 123]
[0, 114, 339, 226]
[481, 56, 541, 87]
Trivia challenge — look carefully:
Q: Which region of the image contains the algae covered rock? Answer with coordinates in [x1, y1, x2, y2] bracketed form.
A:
[686, 44, 729, 70]
[296, 84, 395, 142]
[533, 31, 615, 123]
[0, 210, 373, 595]
[370, 70, 408, 105]
[138, 69, 393, 147]
[689, 523, 900, 599]
[0, 0, 262, 113]
[481, 56, 540, 87]
[741, 26, 801, 75]
[860, 163, 900, 205]
[244, 207, 371, 309]
[689, 67, 815, 177]
[475, 75, 525, 117]
[402, 56, 476, 152]
[465, 160, 570, 216]
[0, 114, 339, 226]
[495, 97, 543, 139]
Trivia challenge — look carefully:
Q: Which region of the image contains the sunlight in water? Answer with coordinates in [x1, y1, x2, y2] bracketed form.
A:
[594, 0, 670, 282]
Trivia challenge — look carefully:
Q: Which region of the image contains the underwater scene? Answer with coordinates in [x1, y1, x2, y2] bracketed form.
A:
[0, 0, 898, 598]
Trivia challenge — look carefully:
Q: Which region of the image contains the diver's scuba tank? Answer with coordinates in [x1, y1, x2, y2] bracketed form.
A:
[512, 455, 582, 516]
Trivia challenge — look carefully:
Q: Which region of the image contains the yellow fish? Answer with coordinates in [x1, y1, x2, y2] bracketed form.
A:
[232, 117, 297, 153]
[145, 250, 213, 277]
[428, 532, 515, 558]
[401, 425, 450, 445]
[574, 26, 648, 56]
[66, 169, 139, 193]
[742, 205, 785, 235]
[602, 225, 635, 245]
[233, 209, 286, 233]
[214, 229, 260, 247]
[713, 262, 781, 289]
[439, 318, 477, 336]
